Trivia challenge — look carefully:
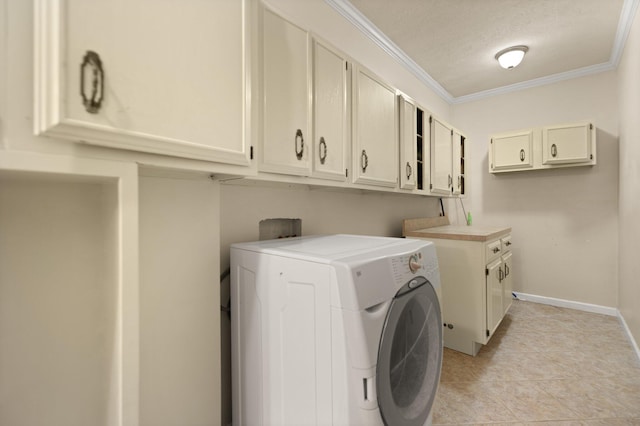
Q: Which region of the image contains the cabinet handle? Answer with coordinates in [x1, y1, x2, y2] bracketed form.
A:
[520, 149, 525, 162]
[492, 247, 500, 253]
[448, 174, 452, 187]
[319, 137, 327, 164]
[505, 241, 512, 247]
[406, 162, 412, 179]
[361, 149, 369, 173]
[457, 176, 461, 189]
[80, 50, 104, 114]
[498, 267, 504, 283]
[295, 129, 304, 160]
[505, 264, 510, 277]
[551, 143, 558, 158]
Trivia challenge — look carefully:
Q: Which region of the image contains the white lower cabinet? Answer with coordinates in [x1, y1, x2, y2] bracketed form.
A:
[351, 65, 398, 187]
[34, 0, 255, 166]
[406, 226, 513, 356]
[486, 257, 504, 338]
[501, 249, 513, 315]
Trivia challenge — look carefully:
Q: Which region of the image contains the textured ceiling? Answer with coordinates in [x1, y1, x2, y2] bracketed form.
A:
[343, 0, 627, 100]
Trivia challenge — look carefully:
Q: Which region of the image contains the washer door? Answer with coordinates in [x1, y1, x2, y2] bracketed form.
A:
[376, 277, 442, 426]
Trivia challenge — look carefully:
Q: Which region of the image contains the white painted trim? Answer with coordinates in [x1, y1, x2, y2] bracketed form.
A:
[514, 292, 640, 363]
[452, 63, 615, 104]
[618, 312, 640, 363]
[324, 0, 640, 104]
[324, 0, 453, 103]
[610, 0, 640, 67]
[0, 150, 140, 426]
[513, 292, 618, 316]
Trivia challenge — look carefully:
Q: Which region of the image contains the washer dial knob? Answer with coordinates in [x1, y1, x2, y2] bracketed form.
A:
[408, 253, 422, 273]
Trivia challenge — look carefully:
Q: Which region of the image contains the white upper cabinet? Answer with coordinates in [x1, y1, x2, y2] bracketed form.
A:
[351, 65, 398, 188]
[34, 0, 255, 166]
[399, 95, 417, 190]
[490, 130, 534, 172]
[312, 40, 349, 181]
[415, 106, 431, 193]
[429, 116, 453, 195]
[260, 7, 312, 176]
[542, 122, 594, 165]
[490, 122, 596, 174]
[452, 130, 465, 196]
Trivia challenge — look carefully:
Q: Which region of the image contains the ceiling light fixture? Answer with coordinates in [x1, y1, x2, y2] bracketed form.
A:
[495, 45, 529, 69]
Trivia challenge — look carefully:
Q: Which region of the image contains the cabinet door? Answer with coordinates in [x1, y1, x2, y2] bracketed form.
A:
[501, 251, 513, 315]
[352, 66, 398, 187]
[399, 96, 417, 190]
[260, 7, 312, 176]
[430, 116, 453, 195]
[490, 131, 533, 172]
[312, 40, 349, 181]
[35, 0, 254, 166]
[452, 131, 465, 195]
[486, 258, 503, 339]
[542, 123, 593, 165]
[415, 107, 428, 191]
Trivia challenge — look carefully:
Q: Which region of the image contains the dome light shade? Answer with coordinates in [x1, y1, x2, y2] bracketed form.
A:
[495, 45, 529, 69]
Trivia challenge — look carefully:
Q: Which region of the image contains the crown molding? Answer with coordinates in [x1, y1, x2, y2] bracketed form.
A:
[325, 0, 639, 105]
[452, 62, 616, 104]
[324, 0, 454, 103]
[611, 0, 640, 67]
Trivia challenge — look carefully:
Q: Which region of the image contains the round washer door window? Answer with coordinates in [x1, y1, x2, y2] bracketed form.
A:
[376, 277, 442, 426]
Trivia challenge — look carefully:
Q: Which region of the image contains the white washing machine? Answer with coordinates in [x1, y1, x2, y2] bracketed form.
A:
[231, 234, 442, 426]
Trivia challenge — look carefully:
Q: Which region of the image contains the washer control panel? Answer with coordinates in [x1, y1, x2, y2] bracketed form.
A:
[390, 247, 438, 286]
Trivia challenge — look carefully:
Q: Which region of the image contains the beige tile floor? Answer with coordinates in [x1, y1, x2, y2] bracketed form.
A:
[432, 299, 640, 425]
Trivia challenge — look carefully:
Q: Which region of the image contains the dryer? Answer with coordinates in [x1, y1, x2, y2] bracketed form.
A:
[231, 234, 442, 426]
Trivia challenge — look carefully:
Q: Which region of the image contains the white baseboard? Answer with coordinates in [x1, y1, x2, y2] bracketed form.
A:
[513, 292, 640, 362]
[618, 311, 640, 363]
[513, 292, 618, 316]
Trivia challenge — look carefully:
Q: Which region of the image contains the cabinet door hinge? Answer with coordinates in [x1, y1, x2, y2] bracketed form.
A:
[486, 329, 490, 337]
[485, 268, 489, 276]
[429, 183, 433, 190]
[250, 146, 254, 160]
[345, 168, 349, 178]
[590, 123, 593, 130]
[429, 116, 433, 124]
[451, 129, 454, 136]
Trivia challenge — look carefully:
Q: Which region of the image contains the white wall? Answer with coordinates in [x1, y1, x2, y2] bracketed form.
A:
[618, 6, 640, 346]
[0, 176, 117, 426]
[452, 71, 619, 307]
[139, 174, 221, 426]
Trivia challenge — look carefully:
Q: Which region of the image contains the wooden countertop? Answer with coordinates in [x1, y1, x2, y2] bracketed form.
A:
[402, 217, 511, 242]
